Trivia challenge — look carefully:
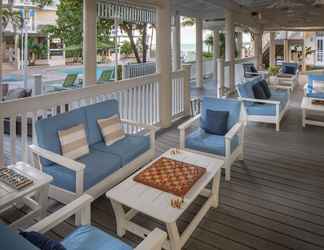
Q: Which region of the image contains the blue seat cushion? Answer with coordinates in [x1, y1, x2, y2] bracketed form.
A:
[307, 91, 324, 99]
[200, 97, 241, 132]
[43, 150, 122, 193]
[84, 99, 120, 145]
[35, 108, 87, 166]
[62, 225, 132, 250]
[246, 89, 288, 116]
[185, 130, 239, 156]
[91, 135, 150, 165]
[0, 224, 39, 250]
[203, 110, 229, 135]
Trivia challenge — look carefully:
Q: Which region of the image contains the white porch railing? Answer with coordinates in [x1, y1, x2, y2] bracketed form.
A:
[122, 62, 156, 79]
[190, 59, 214, 80]
[0, 70, 189, 166]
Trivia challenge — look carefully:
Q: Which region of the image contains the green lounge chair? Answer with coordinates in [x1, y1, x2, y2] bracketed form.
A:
[62, 73, 78, 88]
[98, 69, 115, 82]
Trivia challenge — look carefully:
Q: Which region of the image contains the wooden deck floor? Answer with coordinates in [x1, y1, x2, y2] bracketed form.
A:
[2, 83, 324, 250]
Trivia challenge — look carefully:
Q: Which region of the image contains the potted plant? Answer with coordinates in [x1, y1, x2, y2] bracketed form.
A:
[268, 65, 280, 84]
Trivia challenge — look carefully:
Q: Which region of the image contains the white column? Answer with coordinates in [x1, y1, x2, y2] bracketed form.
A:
[213, 29, 220, 81]
[83, 0, 97, 86]
[254, 29, 263, 69]
[182, 64, 192, 117]
[217, 58, 225, 97]
[195, 17, 203, 88]
[269, 32, 276, 66]
[156, 0, 172, 128]
[172, 13, 181, 71]
[284, 32, 289, 62]
[237, 32, 243, 59]
[225, 10, 235, 92]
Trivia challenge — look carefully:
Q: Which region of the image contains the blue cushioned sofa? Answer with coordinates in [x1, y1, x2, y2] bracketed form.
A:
[30, 99, 156, 205]
[278, 62, 299, 89]
[0, 194, 166, 250]
[237, 77, 290, 131]
[304, 73, 324, 99]
[178, 97, 244, 181]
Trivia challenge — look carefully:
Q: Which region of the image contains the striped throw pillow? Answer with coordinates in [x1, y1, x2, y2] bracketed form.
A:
[58, 124, 89, 159]
[97, 115, 125, 146]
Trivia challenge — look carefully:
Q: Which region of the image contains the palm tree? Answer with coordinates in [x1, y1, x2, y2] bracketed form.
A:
[1, 8, 23, 30]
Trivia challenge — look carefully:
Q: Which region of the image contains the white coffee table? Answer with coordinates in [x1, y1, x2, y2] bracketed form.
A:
[0, 162, 53, 228]
[301, 97, 324, 127]
[106, 149, 223, 250]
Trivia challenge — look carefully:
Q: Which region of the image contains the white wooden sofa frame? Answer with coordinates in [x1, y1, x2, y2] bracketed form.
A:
[178, 114, 244, 181]
[27, 194, 167, 250]
[30, 119, 156, 206]
[237, 86, 290, 132]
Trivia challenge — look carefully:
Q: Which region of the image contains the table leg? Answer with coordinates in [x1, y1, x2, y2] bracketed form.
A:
[111, 199, 127, 237]
[211, 170, 221, 208]
[166, 222, 181, 250]
[38, 184, 49, 219]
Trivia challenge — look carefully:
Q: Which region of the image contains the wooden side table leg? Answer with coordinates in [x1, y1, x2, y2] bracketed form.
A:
[166, 222, 181, 250]
[38, 185, 49, 219]
[111, 199, 127, 237]
[211, 170, 221, 208]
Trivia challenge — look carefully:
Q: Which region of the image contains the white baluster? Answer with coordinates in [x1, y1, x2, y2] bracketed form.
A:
[21, 113, 28, 162]
[10, 115, 17, 164]
[0, 116, 4, 166]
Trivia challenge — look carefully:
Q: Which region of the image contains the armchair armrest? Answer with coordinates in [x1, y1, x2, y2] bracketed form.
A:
[178, 114, 201, 131]
[135, 228, 167, 250]
[30, 145, 85, 172]
[225, 122, 243, 140]
[30, 144, 85, 194]
[240, 97, 280, 105]
[178, 115, 201, 149]
[27, 194, 93, 233]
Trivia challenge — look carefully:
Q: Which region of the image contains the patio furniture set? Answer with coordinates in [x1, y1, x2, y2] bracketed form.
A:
[1, 62, 323, 250]
[0, 90, 245, 249]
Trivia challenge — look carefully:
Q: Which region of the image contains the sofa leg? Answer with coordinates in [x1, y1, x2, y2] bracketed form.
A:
[276, 122, 280, 132]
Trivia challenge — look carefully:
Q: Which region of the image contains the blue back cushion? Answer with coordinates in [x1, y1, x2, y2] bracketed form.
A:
[237, 77, 261, 106]
[36, 108, 87, 166]
[0, 224, 39, 250]
[204, 110, 229, 135]
[200, 97, 241, 131]
[308, 74, 324, 88]
[282, 63, 297, 75]
[84, 99, 119, 145]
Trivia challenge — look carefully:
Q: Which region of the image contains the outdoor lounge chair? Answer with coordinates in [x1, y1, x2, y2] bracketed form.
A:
[243, 63, 269, 81]
[237, 77, 290, 131]
[304, 73, 324, 99]
[0, 194, 167, 250]
[51, 73, 80, 92]
[277, 62, 299, 89]
[98, 69, 115, 83]
[178, 97, 244, 181]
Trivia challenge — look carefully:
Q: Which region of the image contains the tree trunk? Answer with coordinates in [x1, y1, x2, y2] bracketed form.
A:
[120, 23, 141, 63]
[142, 23, 147, 63]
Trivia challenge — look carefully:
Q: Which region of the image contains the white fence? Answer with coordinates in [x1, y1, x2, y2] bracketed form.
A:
[123, 62, 156, 79]
[0, 70, 189, 165]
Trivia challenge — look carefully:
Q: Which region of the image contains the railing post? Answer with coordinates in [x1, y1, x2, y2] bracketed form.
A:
[182, 64, 192, 117]
[217, 58, 225, 97]
[33, 74, 43, 96]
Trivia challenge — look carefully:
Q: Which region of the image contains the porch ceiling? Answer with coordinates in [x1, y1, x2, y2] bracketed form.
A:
[171, 0, 324, 30]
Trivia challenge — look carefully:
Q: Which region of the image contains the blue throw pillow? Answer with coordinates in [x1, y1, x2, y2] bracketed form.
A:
[283, 66, 296, 75]
[252, 82, 267, 100]
[250, 65, 258, 73]
[204, 109, 229, 136]
[20, 231, 66, 250]
[259, 80, 271, 99]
